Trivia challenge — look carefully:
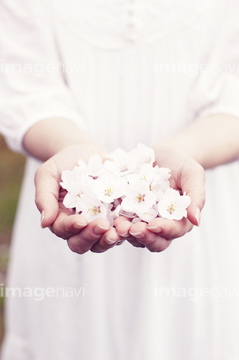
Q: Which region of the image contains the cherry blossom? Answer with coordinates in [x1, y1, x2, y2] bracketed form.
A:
[87, 154, 106, 178]
[121, 183, 157, 214]
[131, 143, 155, 168]
[61, 166, 83, 192]
[90, 175, 127, 203]
[79, 197, 108, 221]
[157, 188, 191, 220]
[136, 207, 159, 222]
[61, 170, 93, 210]
[61, 144, 191, 224]
[103, 148, 138, 176]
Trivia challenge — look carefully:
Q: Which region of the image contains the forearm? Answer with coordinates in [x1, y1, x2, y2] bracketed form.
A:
[23, 118, 108, 161]
[158, 114, 239, 169]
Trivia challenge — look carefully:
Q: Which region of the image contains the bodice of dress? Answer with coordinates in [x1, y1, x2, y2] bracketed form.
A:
[51, 0, 211, 49]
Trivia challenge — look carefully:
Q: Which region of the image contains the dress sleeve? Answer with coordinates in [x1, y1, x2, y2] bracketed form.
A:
[189, 0, 239, 121]
[0, 0, 85, 154]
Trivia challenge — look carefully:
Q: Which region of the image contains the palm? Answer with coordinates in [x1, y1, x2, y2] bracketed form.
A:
[114, 146, 205, 252]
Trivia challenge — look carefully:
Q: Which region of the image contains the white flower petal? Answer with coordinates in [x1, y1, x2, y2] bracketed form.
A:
[157, 188, 191, 220]
[121, 183, 156, 213]
[79, 197, 108, 221]
[87, 154, 106, 177]
[91, 175, 128, 203]
[131, 143, 155, 168]
[104, 148, 138, 176]
[63, 193, 79, 209]
[136, 208, 158, 222]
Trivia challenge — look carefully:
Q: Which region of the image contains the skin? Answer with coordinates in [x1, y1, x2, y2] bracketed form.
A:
[23, 114, 239, 254]
[114, 146, 205, 252]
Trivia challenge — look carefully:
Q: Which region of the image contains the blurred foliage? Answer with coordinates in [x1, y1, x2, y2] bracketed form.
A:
[0, 135, 25, 347]
[0, 136, 26, 234]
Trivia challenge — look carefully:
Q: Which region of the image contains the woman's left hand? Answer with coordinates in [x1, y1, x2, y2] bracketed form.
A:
[114, 145, 205, 252]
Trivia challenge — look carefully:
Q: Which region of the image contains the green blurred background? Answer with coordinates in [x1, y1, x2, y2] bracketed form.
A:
[0, 135, 25, 347]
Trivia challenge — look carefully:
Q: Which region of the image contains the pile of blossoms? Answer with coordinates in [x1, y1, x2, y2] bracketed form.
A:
[60, 144, 191, 225]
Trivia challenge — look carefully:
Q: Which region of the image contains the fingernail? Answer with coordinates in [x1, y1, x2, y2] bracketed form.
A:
[119, 232, 129, 237]
[74, 222, 87, 229]
[195, 207, 201, 226]
[147, 226, 161, 233]
[105, 236, 117, 245]
[94, 225, 110, 235]
[129, 232, 145, 239]
[41, 211, 45, 228]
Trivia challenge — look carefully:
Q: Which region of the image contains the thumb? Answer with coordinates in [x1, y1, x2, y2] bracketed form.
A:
[180, 160, 205, 226]
[34, 165, 60, 228]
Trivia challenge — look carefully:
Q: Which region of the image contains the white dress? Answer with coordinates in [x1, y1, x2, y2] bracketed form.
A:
[1, 0, 239, 359]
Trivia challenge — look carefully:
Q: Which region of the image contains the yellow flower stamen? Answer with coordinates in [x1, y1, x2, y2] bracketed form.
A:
[87, 206, 100, 216]
[104, 185, 115, 197]
[140, 175, 147, 182]
[167, 203, 176, 214]
[136, 193, 145, 203]
[143, 211, 153, 217]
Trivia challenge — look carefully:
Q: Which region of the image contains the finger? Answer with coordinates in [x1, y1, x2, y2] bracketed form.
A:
[35, 162, 60, 228]
[147, 217, 193, 240]
[179, 160, 205, 226]
[113, 217, 143, 247]
[113, 218, 144, 247]
[115, 219, 132, 237]
[62, 214, 88, 236]
[143, 233, 172, 252]
[128, 221, 171, 252]
[129, 221, 148, 237]
[130, 225, 171, 252]
[50, 211, 87, 239]
[113, 216, 130, 227]
[90, 227, 120, 253]
[67, 219, 110, 254]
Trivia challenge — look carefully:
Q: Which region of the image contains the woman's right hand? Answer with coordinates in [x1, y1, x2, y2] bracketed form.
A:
[35, 143, 121, 254]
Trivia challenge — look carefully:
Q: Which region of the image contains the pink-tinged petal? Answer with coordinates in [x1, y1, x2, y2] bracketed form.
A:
[136, 208, 158, 223]
[130, 143, 155, 167]
[79, 197, 108, 221]
[121, 183, 156, 213]
[63, 193, 78, 209]
[87, 154, 107, 177]
[157, 188, 191, 220]
[104, 148, 138, 176]
[90, 175, 128, 203]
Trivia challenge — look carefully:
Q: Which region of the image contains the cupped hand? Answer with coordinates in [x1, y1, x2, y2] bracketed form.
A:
[35, 143, 120, 254]
[115, 145, 205, 252]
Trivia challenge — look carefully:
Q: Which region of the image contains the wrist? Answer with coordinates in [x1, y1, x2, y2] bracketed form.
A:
[23, 117, 107, 161]
[155, 114, 239, 169]
[152, 141, 198, 165]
